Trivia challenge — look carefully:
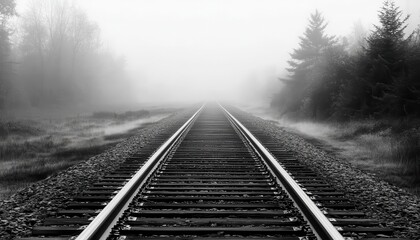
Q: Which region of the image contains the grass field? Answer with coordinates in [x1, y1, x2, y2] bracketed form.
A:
[233, 104, 420, 195]
[280, 118, 420, 195]
[0, 108, 175, 199]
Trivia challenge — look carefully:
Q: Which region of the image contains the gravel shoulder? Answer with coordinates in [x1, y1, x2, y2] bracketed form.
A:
[2, 105, 419, 239]
[0, 107, 196, 240]
[234, 107, 420, 239]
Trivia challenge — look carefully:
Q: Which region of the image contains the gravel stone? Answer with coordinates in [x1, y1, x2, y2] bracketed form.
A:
[0, 108, 196, 240]
[3, 106, 418, 239]
[234, 108, 420, 239]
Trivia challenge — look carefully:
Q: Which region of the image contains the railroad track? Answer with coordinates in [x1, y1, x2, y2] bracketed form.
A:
[20, 104, 398, 240]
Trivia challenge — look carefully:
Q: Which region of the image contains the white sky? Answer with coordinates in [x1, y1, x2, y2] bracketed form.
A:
[16, 0, 420, 104]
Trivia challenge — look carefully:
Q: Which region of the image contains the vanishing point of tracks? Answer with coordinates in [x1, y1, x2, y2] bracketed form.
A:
[21, 104, 397, 240]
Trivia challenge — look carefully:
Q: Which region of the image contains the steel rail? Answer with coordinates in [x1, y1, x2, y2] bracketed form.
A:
[220, 104, 345, 240]
[75, 104, 205, 240]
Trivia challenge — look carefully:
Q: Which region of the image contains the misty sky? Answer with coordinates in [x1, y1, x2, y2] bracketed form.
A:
[16, 0, 420, 104]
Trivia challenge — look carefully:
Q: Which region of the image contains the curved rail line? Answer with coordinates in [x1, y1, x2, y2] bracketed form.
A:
[20, 104, 396, 240]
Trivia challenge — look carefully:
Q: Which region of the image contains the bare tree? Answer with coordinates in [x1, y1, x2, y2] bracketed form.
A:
[68, 8, 100, 79]
[17, 0, 129, 108]
[0, 0, 16, 109]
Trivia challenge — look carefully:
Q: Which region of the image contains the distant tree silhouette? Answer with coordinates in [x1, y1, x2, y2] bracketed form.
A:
[0, 0, 16, 109]
[288, 10, 335, 72]
[272, 0, 420, 119]
[19, 0, 101, 106]
[273, 10, 336, 118]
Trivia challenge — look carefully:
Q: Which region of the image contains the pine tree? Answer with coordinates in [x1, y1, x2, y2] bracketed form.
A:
[288, 10, 335, 75]
[276, 10, 336, 118]
[367, 0, 409, 66]
[365, 0, 414, 116]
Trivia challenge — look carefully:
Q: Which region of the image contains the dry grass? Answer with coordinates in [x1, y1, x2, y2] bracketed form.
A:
[279, 118, 420, 194]
[336, 123, 420, 192]
[0, 109, 172, 199]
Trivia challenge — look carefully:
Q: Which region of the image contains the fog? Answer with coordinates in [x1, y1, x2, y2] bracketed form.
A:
[9, 0, 420, 109]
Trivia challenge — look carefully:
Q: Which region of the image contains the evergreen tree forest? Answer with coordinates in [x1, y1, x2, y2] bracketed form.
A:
[271, 1, 420, 120]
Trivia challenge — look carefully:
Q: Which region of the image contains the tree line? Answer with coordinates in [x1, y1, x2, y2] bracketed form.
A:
[271, 0, 420, 120]
[0, 0, 131, 112]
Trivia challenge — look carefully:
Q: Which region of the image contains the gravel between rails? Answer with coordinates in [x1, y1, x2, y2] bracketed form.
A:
[0, 107, 197, 240]
[231, 108, 420, 239]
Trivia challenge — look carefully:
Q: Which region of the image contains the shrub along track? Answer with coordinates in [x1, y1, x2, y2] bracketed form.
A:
[15, 104, 402, 240]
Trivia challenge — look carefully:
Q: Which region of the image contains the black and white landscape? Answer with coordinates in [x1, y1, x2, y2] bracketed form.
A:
[0, 0, 419, 239]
